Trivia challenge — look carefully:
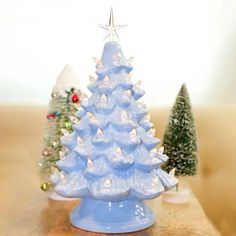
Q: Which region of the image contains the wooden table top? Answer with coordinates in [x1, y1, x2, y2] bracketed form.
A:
[0, 193, 220, 236]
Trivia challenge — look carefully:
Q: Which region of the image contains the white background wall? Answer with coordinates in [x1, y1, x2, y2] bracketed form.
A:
[0, 0, 236, 107]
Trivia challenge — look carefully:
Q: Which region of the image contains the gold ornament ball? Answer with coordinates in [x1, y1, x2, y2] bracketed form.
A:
[51, 92, 58, 98]
[42, 149, 49, 156]
[41, 182, 51, 191]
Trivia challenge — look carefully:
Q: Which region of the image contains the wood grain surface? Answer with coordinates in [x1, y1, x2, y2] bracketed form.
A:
[0, 193, 220, 236]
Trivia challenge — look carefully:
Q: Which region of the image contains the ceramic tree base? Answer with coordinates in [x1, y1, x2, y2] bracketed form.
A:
[70, 199, 155, 233]
[162, 188, 190, 204]
[48, 191, 78, 201]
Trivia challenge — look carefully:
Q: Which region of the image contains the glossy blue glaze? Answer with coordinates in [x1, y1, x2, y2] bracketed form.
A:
[55, 41, 178, 233]
[70, 199, 155, 233]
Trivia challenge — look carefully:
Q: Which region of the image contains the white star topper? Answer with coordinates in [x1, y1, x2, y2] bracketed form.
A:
[99, 7, 127, 41]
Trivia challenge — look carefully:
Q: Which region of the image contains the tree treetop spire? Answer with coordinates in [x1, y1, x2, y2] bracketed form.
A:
[179, 83, 187, 94]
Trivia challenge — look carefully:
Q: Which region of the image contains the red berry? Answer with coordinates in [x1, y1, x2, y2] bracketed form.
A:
[72, 94, 79, 103]
[47, 113, 56, 120]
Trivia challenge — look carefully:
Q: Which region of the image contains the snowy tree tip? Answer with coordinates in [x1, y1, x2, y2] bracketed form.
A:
[53, 64, 81, 96]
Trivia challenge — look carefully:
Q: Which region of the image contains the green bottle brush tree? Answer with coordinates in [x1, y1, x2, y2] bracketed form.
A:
[161, 84, 198, 202]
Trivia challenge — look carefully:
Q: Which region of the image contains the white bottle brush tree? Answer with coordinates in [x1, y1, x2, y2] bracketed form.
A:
[162, 84, 198, 191]
[39, 65, 85, 191]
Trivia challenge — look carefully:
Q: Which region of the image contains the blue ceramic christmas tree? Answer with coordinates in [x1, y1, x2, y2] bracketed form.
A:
[55, 9, 178, 233]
